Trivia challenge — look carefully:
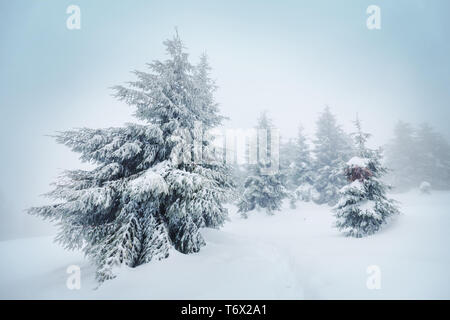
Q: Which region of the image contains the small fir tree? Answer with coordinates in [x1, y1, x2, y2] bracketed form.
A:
[237, 112, 287, 216]
[334, 116, 399, 237]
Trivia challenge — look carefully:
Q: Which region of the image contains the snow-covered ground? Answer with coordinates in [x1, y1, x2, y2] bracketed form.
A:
[1, 189, 449, 299]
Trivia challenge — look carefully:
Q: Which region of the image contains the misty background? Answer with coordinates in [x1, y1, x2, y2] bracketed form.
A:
[1, 0, 449, 240]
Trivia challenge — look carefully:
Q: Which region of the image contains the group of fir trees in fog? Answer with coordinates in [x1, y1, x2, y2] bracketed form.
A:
[236, 107, 399, 236]
[29, 33, 450, 283]
[385, 121, 450, 191]
[239, 108, 450, 216]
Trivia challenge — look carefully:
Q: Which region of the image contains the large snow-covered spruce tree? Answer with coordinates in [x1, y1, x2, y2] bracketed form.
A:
[312, 106, 353, 205]
[237, 112, 287, 216]
[334, 117, 399, 238]
[29, 33, 232, 282]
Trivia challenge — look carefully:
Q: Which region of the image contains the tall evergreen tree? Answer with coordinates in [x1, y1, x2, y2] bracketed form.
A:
[334, 117, 399, 238]
[312, 106, 353, 205]
[386, 121, 450, 191]
[415, 122, 450, 189]
[291, 125, 314, 187]
[385, 121, 418, 191]
[281, 125, 315, 205]
[29, 33, 232, 282]
[237, 112, 287, 216]
[279, 137, 297, 190]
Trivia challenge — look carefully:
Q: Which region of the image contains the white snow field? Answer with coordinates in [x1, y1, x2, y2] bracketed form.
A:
[1, 189, 449, 299]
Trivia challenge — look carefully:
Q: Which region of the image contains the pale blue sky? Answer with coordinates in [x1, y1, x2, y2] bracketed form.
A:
[1, 0, 449, 239]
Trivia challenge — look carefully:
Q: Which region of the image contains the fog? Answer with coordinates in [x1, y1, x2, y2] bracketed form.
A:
[1, 0, 449, 240]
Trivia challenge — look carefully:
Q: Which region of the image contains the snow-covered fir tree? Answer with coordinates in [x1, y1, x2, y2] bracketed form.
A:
[29, 32, 233, 282]
[279, 125, 315, 207]
[237, 112, 287, 216]
[229, 163, 248, 201]
[279, 138, 297, 190]
[415, 122, 450, 190]
[334, 117, 399, 238]
[280, 125, 314, 189]
[385, 121, 418, 191]
[290, 125, 315, 204]
[291, 126, 314, 187]
[279, 137, 299, 207]
[312, 106, 353, 205]
[385, 121, 450, 191]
